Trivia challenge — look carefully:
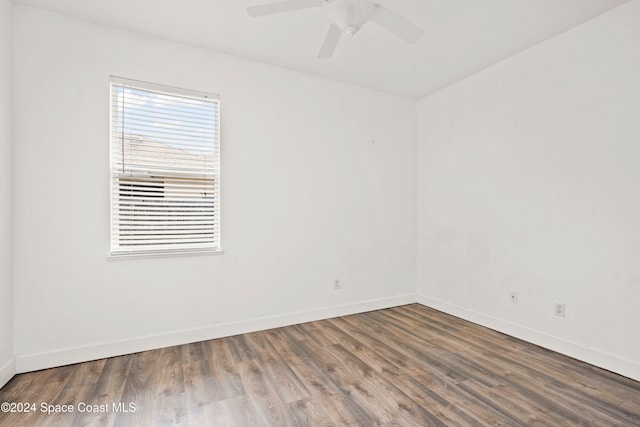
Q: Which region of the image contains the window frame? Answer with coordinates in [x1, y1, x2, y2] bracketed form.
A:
[108, 76, 222, 258]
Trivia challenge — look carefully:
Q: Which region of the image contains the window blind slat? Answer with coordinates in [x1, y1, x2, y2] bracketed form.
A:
[115, 204, 216, 211]
[111, 105, 219, 123]
[112, 142, 218, 155]
[117, 239, 217, 244]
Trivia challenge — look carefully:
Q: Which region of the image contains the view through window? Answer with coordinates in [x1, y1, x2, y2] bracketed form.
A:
[110, 77, 220, 256]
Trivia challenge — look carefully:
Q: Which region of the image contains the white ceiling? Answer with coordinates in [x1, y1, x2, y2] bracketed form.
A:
[13, 0, 629, 99]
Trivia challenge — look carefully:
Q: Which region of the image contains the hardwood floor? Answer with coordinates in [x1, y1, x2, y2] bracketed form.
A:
[1, 304, 639, 426]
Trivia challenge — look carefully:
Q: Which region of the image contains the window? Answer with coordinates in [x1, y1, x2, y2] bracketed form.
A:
[110, 77, 220, 256]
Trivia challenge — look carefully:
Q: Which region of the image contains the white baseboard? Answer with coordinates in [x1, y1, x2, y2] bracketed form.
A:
[0, 357, 16, 389]
[417, 295, 640, 382]
[15, 292, 639, 383]
[16, 293, 416, 373]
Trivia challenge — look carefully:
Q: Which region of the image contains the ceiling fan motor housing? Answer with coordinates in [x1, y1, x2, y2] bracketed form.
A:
[246, 0, 424, 59]
[327, 0, 375, 35]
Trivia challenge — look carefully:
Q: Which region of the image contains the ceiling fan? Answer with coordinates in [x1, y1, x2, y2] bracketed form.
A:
[247, 0, 425, 58]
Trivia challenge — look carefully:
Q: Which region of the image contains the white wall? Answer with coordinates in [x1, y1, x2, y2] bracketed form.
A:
[0, 0, 15, 388]
[417, 1, 640, 381]
[13, 6, 417, 371]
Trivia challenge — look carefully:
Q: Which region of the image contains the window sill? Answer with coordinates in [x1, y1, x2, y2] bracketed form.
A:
[107, 249, 224, 261]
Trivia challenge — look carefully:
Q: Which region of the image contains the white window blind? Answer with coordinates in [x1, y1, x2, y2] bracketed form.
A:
[110, 77, 220, 256]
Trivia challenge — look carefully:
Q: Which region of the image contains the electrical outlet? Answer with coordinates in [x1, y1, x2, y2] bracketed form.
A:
[334, 279, 341, 290]
[554, 303, 565, 317]
[509, 292, 518, 304]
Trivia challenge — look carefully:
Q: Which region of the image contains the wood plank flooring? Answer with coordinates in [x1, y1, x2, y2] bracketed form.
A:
[1, 304, 639, 426]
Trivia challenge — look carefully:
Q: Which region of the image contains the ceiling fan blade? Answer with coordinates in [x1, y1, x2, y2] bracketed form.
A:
[318, 24, 342, 59]
[247, 0, 327, 17]
[372, 4, 424, 43]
